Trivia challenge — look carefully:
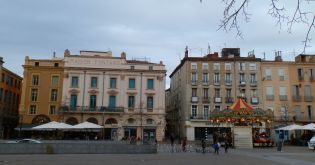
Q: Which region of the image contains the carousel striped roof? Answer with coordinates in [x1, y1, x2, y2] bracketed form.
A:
[230, 98, 254, 111]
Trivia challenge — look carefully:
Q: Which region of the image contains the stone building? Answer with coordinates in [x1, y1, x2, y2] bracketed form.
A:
[60, 50, 166, 141]
[0, 57, 23, 138]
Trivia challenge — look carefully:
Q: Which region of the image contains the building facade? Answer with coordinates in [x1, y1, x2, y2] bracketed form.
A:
[19, 56, 64, 128]
[0, 57, 22, 138]
[60, 50, 166, 141]
[168, 48, 263, 141]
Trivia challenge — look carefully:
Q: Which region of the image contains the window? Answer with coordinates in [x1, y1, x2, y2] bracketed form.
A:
[89, 95, 97, 110]
[202, 63, 208, 70]
[109, 96, 116, 109]
[149, 66, 153, 70]
[51, 76, 59, 87]
[128, 96, 135, 109]
[265, 69, 272, 80]
[91, 77, 98, 88]
[0, 88, 2, 101]
[32, 75, 39, 86]
[191, 105, 197, 118]
[147, 79, 154, 89]
[226, 89, 232, 97]
[278, 69, 285, 80]
[215, 105, 220, 111]
[54, 63, 59, 67]
[225, 73, 232, 83]
[250, 74, 256, 83]
[213, 63, 220, 70]
[129, 78, 135, 89]
[203, 88, 208, 98]
[307, 105, 312, 120]
[130, 66, 135, 70]
[191, 63, 197, 70]
[239, 63, 245, 71]
[49, 105, 56, 115]
[279, 86, 286, 96]
[110, 78, 117, 88]
[293, 85, 300, 96]
[280, 106, 287, 120]
[249, 63, 256, 70]
[50, 89, 58, 101]
[225, 63, 231, 71]
[1, 73, 4, 82]
[147, 96, 153, 109]
[202, 73, 208, 83]
[309, 69, 314, 78]
[304, 85, 311, 96]
[29, 105, 36, 114]
[203, 105, 209, 118]
[297, 68, 303, 78]
[191, 73, 197, 84]
[70, 95, 77, 110]
[147, 119, 154, 124]
[31, 89, 38, 101]
[214, 73, 220, 83]
[266, 86, 273, 95]
[192, 88, 197, 97]
[71, 76, 79, 87]
[35, 62, 39, 66]
[251, 89, 257, 97]
[294, 106, 301, 120]
[215, 89, 220, 97]
[239, 73, 245, 83]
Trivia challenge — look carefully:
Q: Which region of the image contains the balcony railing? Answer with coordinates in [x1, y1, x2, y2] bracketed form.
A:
[191, 81, 198, 86]
[250, 81, 257, 87]
[279, 76, 285, 81]
[239, 81, 246, 86]
[225, 97, 233, 103]
[191, 96, 199, 102]
[266, 95, 274, 101]
[304, 95, 313, 102]
[298, 76, 304, 81]
[60, 106, 124, 113]
[214, 97, 222, 103]
[213, 80, 220, 86]
[202, 81, 209, 86]
[225, 80, 232, 86]
[292, 95, 302, 102]
[279, 95, 288, 101]
[310, 76, 315, 81]
[202, 97, 210, 103]
[251, 97, 259, 104]
[190, 115, 209, 120]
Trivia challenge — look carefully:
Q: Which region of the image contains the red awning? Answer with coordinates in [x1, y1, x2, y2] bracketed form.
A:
[230, 98, 254, 111]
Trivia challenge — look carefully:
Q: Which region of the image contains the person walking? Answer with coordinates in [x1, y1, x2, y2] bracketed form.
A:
[182, 137, 187, 152]
[277, 130, 284, 152]
[201, 139, 206, 154]
[224, 140, 229, 153]
[214, 141, 220, 155]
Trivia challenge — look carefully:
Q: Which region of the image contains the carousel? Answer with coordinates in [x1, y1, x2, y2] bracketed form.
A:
[209, 98, 274, 147]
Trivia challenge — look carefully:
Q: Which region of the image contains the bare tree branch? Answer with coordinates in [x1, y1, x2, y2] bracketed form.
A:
[302, 15, 315, 53]
[218, 0, 250, 39]
[288, 0, 309, 33]
[268, 0, 288, 30]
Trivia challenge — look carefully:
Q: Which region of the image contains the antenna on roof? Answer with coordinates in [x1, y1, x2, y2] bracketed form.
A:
[263, 52, 265, 60]
[53, 51, 56, 58]
[207, 43, 211, 54]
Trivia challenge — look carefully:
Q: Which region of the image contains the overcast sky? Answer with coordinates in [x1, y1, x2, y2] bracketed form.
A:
[0, 0, 314, 88]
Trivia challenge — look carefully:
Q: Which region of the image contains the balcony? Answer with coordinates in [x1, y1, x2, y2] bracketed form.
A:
[298, 75, 304, 81]
[213, 80, 220, 86]
[265, 76, 272, 81]
[214, 97, 222, 103]
[279, 95, 288, 101]
[191, 96, 199, 103]
[60, 106, 124, 113]
[239, 81, 246, 87]
[292, 95, 302, 102]
[202, 81, 209, 86]
[304, 95, 313, 102]
[250, 81, 257, 87]
[251, 97, 259, 104]
[202, 97, 210, 103]
[190, 115, 209, 120]
[191, 81, 198, 86]
[225, 80, 232, 86]
[266, 95, 274, 101]
[310, 76, 315, 81]
[225, 97, 233, 103]
[279, 76, 285, 81]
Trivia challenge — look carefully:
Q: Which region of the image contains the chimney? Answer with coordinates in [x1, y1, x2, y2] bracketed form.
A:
[120, 52, 126, 59]
[0, 57, 4, 66]
[64, 49, 70, 57]
[275, 51, 283, 62]
[184, 46, 189, 58]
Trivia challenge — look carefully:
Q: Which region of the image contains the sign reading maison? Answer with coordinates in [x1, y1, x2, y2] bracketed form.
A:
[66, 57, 123, 68]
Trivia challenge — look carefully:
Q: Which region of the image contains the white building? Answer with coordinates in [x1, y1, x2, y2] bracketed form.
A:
[60, 50, 166, 141]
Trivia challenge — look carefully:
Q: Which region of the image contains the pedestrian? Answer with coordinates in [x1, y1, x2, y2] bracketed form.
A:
[224, 140, 229, 153]
[170, 134, 175, 146]
[201, 139, 206, 154]
[277, 130, 284, 152]
[182, 137, 187, 152]
[214, 141, 220, 155]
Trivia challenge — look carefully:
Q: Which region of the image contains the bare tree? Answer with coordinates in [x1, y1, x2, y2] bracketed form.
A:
[202, 0, 315, 53]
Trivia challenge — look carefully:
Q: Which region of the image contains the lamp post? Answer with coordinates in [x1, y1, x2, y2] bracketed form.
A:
[140, 72, 143, 142]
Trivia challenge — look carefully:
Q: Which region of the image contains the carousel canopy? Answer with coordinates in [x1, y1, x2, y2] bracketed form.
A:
[230, 98, 254, 111]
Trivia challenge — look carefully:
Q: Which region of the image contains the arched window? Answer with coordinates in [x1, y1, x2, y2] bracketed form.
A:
[127, 118, 135, 124]
[105, 118, 118, 124]
[146, 119, 154, 125]
[66, 117, 78, 125]
[87, 117, 98, 124]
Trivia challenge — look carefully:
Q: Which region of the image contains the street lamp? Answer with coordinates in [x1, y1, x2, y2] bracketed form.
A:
[140, 72, 143, 142]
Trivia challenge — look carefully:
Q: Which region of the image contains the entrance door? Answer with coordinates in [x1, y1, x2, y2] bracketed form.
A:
[143, 129, 156, 141]
[234, 126, 253, 148]
[111, 129, 117, 140]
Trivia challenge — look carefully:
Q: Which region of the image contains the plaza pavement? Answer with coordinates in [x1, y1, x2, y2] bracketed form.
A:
[0, 146, 313, 165]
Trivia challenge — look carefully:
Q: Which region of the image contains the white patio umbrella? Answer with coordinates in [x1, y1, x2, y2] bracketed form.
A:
[32, 121, 73, 130]
[301, 123, 315, 130]
[72, 121, 103, 129]
[276, 124, 303, 131]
